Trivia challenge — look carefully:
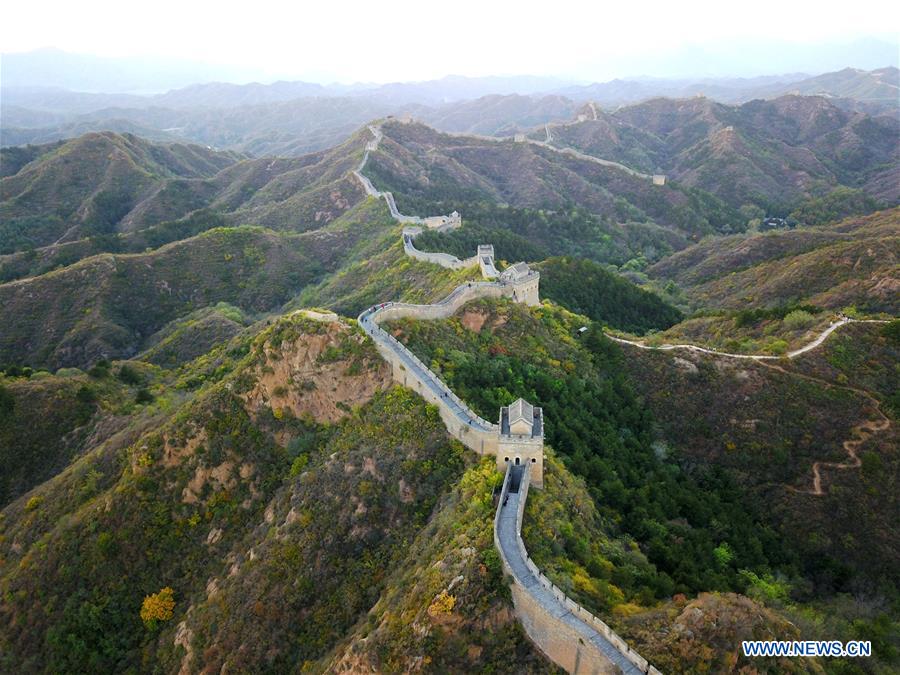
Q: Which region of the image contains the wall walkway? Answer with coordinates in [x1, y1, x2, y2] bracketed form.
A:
[495, 464, 660, 674]
[353, 122, 655, 672]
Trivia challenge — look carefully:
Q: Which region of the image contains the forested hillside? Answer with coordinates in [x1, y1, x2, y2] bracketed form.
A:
[386, 298, 899, 673]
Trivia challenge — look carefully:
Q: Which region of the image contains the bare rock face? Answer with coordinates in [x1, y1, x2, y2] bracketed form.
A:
[242, 317, 391, 424]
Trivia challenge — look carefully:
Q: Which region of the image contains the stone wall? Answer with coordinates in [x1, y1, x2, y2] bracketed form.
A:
[403, 231, 477, 270]
[497, 437, 543, 488]
[495, 465, 662, 675]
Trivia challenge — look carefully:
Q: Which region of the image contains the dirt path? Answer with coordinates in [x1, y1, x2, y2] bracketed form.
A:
[758, 360, 891, 496]
[607, 318, 887, 361]
[613, 319, 893, 495]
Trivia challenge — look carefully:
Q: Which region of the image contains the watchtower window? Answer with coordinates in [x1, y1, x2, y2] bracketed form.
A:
[515, 458, 520, 465]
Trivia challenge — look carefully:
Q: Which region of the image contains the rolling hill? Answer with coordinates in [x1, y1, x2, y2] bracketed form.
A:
[365, 119, 738, 238]
[649, 207, 900, 313]
[536, 94, 900, 213]
[0, 133, 242, 252]
[0, 128, 371, 255]
[0, 201, 396, 369]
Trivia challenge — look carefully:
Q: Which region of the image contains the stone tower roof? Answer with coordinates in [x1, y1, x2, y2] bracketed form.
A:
[509, 398, 534, 426]
[500, 261, 532, 282]
[500, 398, 543, 439]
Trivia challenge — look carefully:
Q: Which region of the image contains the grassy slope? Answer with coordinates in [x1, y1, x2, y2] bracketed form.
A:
[636, 208, 899, 353]
[295, 234, 483, 318]
[0, 200, 395, 369]
[533, 256, 683, 334]
[0, 372, 137, 506]
[544, 95, 900, 211]
[650, 208, 899, 310]
[0, 132, 242, 251]
[367, 120, 738, 239]
[0, 128, 370, 261]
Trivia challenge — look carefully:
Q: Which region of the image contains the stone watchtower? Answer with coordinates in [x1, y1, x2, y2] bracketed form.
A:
[497, 398, 544, 488]
[500, 263, 540, 306]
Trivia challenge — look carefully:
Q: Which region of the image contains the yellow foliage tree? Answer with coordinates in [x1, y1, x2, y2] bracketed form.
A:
[140, 587, 176, 628]
[427, 589, 456, 618]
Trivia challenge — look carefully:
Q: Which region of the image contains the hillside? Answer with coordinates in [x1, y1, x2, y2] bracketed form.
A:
[0, 132, 242, 252]
[385, 297, 899, 672]
[0, 128, 370, 255]
[366, 120, 738, 239]
[0, 369, 138, 506]
[649, 207, 899, 314]
[0, 201, 396, 369]
[1, 112, 897, 672]
[749, 66, 900, 113]
[539, 95, 900, 214]
[418, 94, 578, 136]
[0, 313, 553, 673]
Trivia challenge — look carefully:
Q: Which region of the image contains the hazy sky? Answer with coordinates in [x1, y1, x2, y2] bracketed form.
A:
[2, 0, 898, 82]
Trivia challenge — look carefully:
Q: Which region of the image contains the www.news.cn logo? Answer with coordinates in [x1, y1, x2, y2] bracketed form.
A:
[742, 640, 872, 658]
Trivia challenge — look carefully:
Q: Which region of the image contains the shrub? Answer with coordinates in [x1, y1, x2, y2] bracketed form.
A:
[88, 360, 111, 378]
[766, 339, 789, 355]
[0, 384, 13, 419]
[881, 319, 900, 344]
[427, 590, 456, 617]
[117, 364, 142, 385]
[135, 388, 154, 404]
[782, 309, 815, 330]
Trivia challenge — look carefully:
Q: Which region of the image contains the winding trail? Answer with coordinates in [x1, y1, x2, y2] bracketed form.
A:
[606, 317, 888, 360]
[760, 361, 892, 495]
[608, 318, 892, 495]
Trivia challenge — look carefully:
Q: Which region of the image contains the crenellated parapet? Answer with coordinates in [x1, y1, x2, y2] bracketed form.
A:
[352, 120, 656, 675]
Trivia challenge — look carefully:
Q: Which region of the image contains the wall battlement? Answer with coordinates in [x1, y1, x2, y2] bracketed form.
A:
[354, 121, 655, 675]
[494, 465, 660, 674]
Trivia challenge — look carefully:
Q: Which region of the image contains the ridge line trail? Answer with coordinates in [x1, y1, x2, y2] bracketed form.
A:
[607, 317, 887, 360]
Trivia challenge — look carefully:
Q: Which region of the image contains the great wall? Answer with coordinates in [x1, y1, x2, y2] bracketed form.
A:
[354, 121, 656, 674]
[351, 120, 889, 674]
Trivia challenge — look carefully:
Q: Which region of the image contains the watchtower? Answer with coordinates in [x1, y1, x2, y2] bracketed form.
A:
[497, 398, 544, 488]
[500, 262, 540, 306]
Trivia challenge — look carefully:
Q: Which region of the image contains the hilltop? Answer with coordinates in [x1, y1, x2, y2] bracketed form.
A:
[536, 94, 900, 214]
[0, 133, 242, 251]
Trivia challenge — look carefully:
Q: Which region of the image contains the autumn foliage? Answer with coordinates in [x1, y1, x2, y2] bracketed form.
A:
[140, 587, 176, 628]
[427, 590, 456, 618]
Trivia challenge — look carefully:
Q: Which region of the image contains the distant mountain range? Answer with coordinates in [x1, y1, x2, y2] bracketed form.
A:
[3, 66, 896, 158]
[555, 67, 900, 110]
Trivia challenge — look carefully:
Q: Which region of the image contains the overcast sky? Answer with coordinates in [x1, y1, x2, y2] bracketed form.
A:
[2, 0, 898, 82]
